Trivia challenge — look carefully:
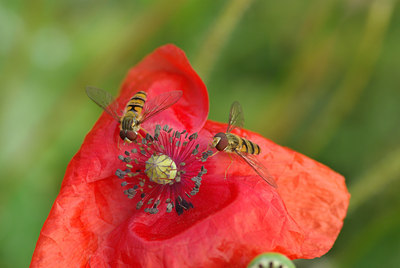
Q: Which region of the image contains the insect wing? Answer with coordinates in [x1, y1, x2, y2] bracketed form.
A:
[227, 101, 245, 133]
[85, 86, 121, 122]
[235, 151, 278, 188]
[139, 90, 183, 124]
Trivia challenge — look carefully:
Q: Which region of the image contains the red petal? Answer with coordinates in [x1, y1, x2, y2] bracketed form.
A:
[87, 179, 303, 267]
[119, 44, 209, 133]
[32, 119, 348, 267]
[31, 45, 209, 267]
[201, 120, 350, 259]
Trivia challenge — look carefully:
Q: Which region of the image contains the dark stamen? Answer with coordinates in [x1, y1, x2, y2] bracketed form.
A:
[191, 176, 200, 182]
[176, 204, 183, 215]
[128, 188, 135, 194]
[146, 208, 158, 214]
[201, 151, 209, 161]
[115, 169, 125, 179]
[146, 133, 154, 141]
[188, 133, 198, 140]
[200, 166, 207, 175]
[154, 126, 161, 140]
[166, 203, 173, 212]
[181, 198, 193, 209]
[190, 188, 199, 195]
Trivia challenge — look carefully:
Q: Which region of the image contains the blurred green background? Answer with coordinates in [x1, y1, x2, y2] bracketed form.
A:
[1, 0, 399, 267]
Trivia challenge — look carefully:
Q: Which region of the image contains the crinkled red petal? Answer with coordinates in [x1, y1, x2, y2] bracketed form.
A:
[86, 178, 303, 267]
[30, 45, 209, 267]
[31, 119, 349, 267]
[119, 44, 209, 133]
[201, 120, 350, 259]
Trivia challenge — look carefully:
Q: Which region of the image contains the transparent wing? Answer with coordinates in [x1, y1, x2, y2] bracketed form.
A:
[85, 86, 121, 122]
[235, 151, 278, 188]
[227, 101, 245, 133]
[139, 90, 183, 124]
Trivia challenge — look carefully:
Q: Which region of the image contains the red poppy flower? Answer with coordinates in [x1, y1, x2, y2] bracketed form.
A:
[31, 44, 350, 267]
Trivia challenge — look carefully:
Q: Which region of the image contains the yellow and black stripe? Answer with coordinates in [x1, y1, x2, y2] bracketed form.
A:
[121, 91, 147, 131]
[125, 91, 147, 116]
[226, 133, 261, 155]
[238, 136, 261, 155]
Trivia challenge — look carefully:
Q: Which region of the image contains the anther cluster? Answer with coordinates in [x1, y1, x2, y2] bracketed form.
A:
[115, 125, 210, 215]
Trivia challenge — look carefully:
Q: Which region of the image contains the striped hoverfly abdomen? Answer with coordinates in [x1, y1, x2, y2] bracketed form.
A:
[124, 91, 147, 121]
[233, 133, 261, 155]
[86, 86, 182, 143]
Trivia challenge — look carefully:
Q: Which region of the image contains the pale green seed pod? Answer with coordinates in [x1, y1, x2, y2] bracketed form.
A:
[247, 253, 295, 268]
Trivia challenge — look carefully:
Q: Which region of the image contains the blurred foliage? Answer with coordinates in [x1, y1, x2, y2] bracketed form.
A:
[0, 0, 400, 267]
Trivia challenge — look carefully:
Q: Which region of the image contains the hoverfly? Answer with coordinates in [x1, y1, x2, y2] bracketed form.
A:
[211, 101, 278, 188]
[86, 86, 182, 142]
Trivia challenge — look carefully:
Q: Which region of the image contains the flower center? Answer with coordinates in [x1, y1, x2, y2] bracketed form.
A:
[145, 154, 178, 184]
[115, 124, 213, 215]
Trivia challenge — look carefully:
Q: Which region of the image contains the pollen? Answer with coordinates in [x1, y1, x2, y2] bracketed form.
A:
[115, 124, 209, 215]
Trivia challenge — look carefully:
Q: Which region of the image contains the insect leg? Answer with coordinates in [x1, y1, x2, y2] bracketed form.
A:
[207, 150, 219, 159]
[138, 127, 149, 140]
[224, 153, 233, 180]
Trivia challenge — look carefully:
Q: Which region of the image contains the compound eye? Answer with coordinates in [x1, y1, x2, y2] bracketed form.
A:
[119, 130, 127, 141]
[125, 130, 137, 142]
[213, 132, 228, 151]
